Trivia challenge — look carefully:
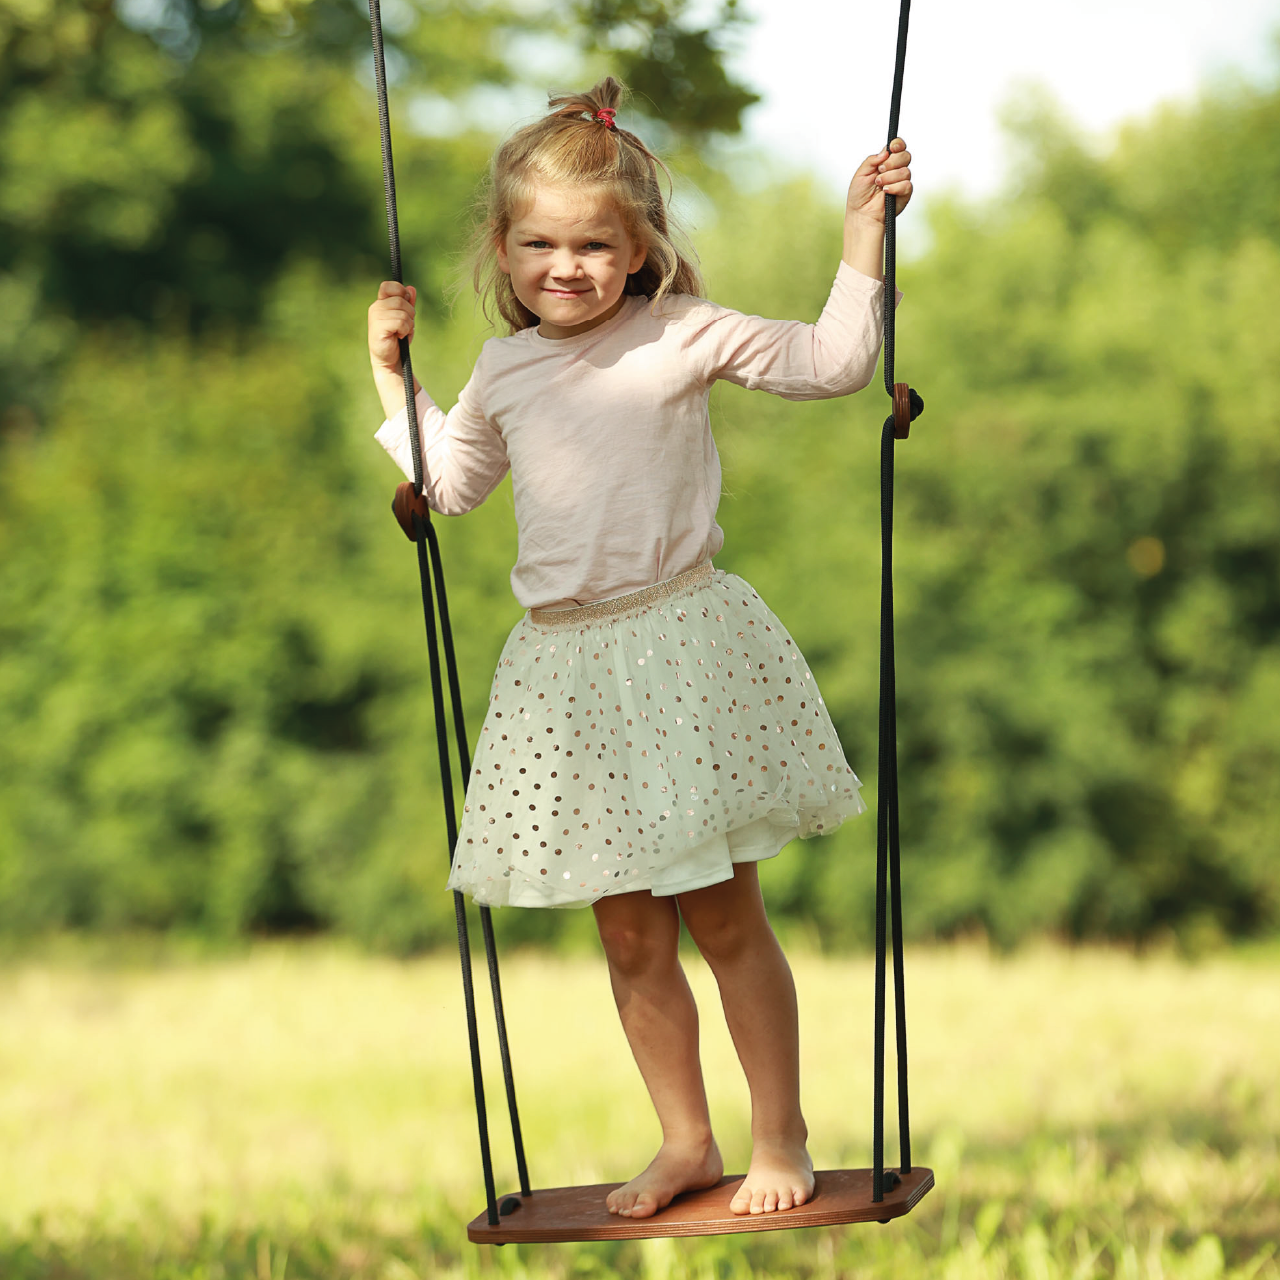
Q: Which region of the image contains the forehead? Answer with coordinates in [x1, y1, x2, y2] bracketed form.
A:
[510, 182, 624, 233]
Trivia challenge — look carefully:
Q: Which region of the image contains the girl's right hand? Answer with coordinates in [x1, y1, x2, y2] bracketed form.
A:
[368, 280, 417, 373]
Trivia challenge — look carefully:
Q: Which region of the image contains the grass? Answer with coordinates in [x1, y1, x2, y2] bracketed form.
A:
[0, 937, 1276, 1278]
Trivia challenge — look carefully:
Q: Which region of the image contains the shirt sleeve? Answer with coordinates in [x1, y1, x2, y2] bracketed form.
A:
[373, 351, 510, 516]
[691, 261, 900, 400]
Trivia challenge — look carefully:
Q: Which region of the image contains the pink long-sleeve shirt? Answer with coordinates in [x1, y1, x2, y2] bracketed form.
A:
[376, 261, 892, 610]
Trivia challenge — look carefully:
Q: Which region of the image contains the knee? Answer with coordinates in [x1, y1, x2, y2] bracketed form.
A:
[684, 906, 755, 967]
[596, 917, 675, 979]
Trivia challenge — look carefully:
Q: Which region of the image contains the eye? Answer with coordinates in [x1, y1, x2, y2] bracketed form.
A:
[585, 241, 609, 251]
[525, 239, 550, 249]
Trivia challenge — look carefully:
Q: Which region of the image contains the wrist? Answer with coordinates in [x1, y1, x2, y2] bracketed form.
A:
[372, 361, 421, 423]
[844, 210, 885, 245]
[842, 212, 886, 281]
[374, 361, 421, 393]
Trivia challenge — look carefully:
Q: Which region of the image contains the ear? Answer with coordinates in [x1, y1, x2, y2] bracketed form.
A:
[495, 233, 511, 275]
[628, 239, 648, 275]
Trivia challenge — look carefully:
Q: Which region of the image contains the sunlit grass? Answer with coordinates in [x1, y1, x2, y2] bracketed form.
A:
[0, 938, 1277, 1278]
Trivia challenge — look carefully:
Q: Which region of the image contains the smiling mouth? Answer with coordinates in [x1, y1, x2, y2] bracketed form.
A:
[545, 288, 588, 298]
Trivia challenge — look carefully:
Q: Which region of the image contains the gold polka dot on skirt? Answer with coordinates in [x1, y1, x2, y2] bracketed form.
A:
[446, 569, 865, 908]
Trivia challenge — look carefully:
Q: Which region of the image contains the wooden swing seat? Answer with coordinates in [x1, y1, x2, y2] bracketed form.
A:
[467, 1165, 934, 1244]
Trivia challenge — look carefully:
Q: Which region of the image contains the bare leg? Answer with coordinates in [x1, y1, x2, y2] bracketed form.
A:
[678, 862, 814, 1215]
[592, 889, 724, 1218]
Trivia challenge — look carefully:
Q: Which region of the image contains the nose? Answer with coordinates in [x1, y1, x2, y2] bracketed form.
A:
[549, 247, 583, 279]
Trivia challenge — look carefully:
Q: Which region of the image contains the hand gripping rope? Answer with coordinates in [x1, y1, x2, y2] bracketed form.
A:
[873, 0, 924, 1206]
[368, 0, 530, 1230]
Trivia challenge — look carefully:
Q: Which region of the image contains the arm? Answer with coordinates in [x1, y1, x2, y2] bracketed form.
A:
[368, 282, 509, 515]
[694, 139, 914, 399]
[695, 266, 890, 399]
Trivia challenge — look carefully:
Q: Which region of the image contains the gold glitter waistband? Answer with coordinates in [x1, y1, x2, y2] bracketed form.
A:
[528, 562, 715, 629]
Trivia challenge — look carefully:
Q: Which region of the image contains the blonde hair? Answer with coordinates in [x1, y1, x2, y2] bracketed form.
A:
[468, 77, 704, 334]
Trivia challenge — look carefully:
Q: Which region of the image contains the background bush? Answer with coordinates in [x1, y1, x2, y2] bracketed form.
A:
[1, 0, 1277, 950]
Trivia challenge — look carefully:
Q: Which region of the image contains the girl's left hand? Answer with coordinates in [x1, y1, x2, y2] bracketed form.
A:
[846, 137, 913, 226]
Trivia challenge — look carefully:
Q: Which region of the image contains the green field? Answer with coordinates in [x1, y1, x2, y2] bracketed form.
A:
[1, 940, 1276, 1278]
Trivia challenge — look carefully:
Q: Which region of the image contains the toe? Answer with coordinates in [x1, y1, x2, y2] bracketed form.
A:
[764, 1189, 779, 1213]
[630, 1193, 658, 1220]
[777, 1189, 794, 1211]
[750, 1186, 767, 1214]
[729, 1183, 751, 1215]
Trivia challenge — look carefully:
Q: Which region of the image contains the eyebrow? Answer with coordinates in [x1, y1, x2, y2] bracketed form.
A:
[514, 224, 617, 239]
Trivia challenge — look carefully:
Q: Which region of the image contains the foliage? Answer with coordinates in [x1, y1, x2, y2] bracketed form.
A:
[681, 87, 1280, 948]
[577, 0, 760, 135]
[0, 0, 1278, 946]
[871, 203, 1280, 947]
[0, 0, 758, 415]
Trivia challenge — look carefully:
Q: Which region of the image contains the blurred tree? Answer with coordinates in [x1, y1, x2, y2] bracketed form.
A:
[0, 293, 519, 946]
[576, 0, 759, 135]
[0, 0, 759, 420]
[1002, 60, 1280, 256]
[0, 0, 758, 942]
[2, 23, 1278, 951]
[703, 72, 1280, 949]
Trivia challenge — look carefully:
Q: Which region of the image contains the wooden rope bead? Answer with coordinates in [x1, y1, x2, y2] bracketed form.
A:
[392, 480, 432, 540]
[892, 382, 912, 439]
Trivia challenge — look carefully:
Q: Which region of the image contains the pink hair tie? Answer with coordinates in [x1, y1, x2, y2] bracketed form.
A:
[593, 108, 617, 129]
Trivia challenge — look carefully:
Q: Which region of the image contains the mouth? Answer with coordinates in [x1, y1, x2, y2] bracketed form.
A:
[544, 288, 589, 299]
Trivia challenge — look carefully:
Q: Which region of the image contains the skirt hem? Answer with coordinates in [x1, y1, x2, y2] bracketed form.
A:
[447, 788, 866, 909]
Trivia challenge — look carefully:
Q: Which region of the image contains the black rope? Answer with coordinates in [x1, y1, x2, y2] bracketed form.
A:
[412, 513, 499, 1225]
[368, 0, 423, 497]
[882, 188, 898, 395]
[880, 0, 909, 396]
[872, 420, 895, 1204]
[369, 0, 530, 1224]
[872, 0, 920, 1206]
[426, 522, 532, 1200]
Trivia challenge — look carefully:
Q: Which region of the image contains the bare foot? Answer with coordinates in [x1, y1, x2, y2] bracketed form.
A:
[606, 1137, 724, 1219]
[728, 1139, 815, 1215]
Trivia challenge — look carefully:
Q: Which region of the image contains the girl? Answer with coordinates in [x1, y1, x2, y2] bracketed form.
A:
[367, 78, 912, 1220]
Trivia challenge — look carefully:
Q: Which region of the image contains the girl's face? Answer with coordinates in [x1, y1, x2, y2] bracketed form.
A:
[497, 183, 647, 339]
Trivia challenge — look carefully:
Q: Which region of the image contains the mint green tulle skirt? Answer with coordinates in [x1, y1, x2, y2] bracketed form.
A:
[446, 569, 865, 908]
